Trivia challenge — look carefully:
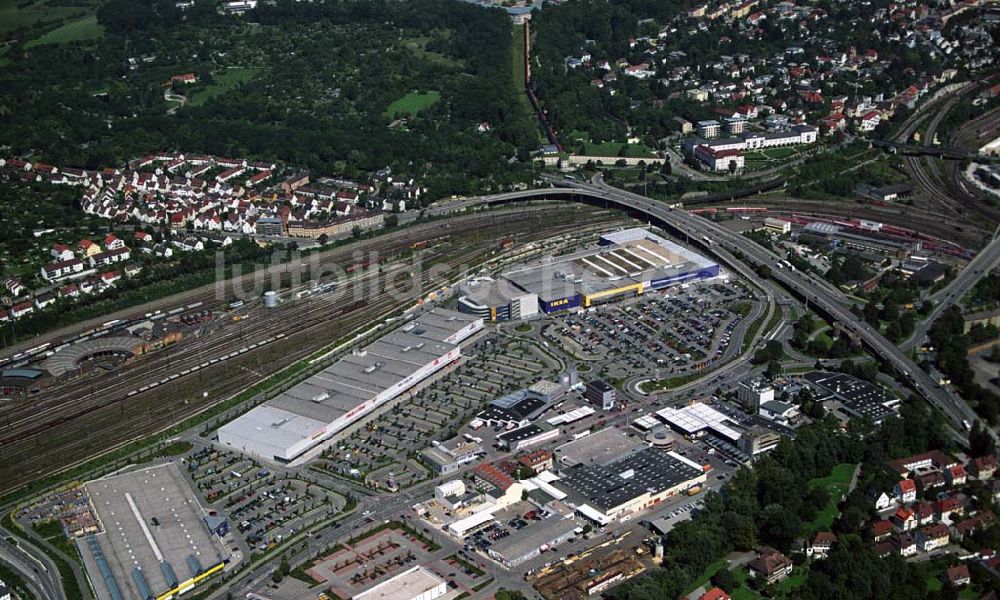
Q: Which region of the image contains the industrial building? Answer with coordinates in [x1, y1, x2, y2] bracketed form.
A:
[501, 228, 719, 314]
[420, 440, 485, 474]
[803, 371, 900, 425]
[352, 566, 447, 600]
[656, 402, 742, 444]
[79, 464, 229, 600]
[472, 378, 566, 430]
[457, 278, 538, 322]
[554, 427, 645, 468]
[486, 517, 579, 568]
[554, 447, 708, 523]
[498, 424, 561, 452]
[218, 308, 483, 463]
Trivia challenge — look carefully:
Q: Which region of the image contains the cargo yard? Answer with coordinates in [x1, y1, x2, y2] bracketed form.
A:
[0, 205, 631, 491]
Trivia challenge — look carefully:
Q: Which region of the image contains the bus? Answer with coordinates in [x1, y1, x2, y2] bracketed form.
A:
[701, 236, 713, 247]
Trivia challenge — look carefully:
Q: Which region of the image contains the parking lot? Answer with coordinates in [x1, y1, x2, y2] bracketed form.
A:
[186, 447, 345, 551]
[542, 281, 754, 382]
[315, 333, 558, 490]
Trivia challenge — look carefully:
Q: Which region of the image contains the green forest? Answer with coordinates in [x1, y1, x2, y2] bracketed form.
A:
[0, 0, 541, 200]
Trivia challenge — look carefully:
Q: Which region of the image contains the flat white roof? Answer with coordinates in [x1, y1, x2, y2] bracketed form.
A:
[447, 510, 495, 537]
[352, 566, 444, 600]
[656, 402, 741, 441]
[576, 503, 612, 525]
[547, 406, 595, 426]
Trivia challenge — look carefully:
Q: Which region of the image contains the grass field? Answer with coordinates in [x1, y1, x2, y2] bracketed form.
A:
[401, 34, 462, 68]
[802, 463, 855, 535]
[773, 572, 808, 594]
[189, 67, 261, 107]
[0, 0, 94, 37]
[762, 146, 798, 159]
[385, 90, 441, 118]
[577, 141, 655, 158]
[512, 24, 527, 91]
[24, 14, 103, 49]
[730, 567, 764, 600]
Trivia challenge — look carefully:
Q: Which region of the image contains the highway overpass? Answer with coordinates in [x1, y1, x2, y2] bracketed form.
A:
[422, 177, 983, 431]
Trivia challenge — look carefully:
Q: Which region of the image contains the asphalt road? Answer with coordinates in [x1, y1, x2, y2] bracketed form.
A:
[902, 232, 1000, 352]
[0, 530, 67, 600]
[419, 175, 985, 431]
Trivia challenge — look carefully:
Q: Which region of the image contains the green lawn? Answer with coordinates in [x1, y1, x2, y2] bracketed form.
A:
[577, 141, 655, 158]
[189, 67, 261, 107]
[0, 0, 94, 36]
[385, 90, 441, 118]
[762, 146, 799, 159]
[802, 463, 855, 535]
[683, 559, 728, 596]
[24, 14, 103, 48]
[401, 35, 462, 68]
[773, 572, 807, 594]
[511, 24, 526, 90]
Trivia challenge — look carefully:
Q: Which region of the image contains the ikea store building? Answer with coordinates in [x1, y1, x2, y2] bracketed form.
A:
[218, 308, 482, 463]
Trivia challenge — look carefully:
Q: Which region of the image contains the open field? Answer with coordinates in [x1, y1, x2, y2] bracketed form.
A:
[0, 0, 94, 37]
[401, 34, 462, 68]
[24, 13, 102, 48]
[189, 67, 262, 107]
[576, 141, 656, 158]
[385, 90, 441, 118]
[802, 463, 855, 534]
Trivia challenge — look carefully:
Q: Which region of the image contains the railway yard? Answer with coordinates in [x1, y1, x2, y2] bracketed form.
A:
[0, 204, 630, 492]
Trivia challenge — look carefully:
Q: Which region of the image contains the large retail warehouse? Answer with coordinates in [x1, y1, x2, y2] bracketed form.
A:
[218, 308, 482, 463]
[502, 228, 719, 313]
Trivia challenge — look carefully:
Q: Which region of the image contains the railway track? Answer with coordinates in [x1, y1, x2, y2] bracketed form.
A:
[0, 206, 568, 358]
[0, 206, 626, 489]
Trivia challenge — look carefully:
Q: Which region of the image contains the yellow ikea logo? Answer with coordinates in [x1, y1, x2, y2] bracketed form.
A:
[551, 298, 570, 307]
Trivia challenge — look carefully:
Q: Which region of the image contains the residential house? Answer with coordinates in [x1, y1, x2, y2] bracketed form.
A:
[51, 244, 75, 261]
[916, 471, 946, 492]
[895, 479, 917, 503]
[935, 496, 964, 521]
[747, 547, 793, 584]
[41, 258, 85, 281]
[945, 465, 967, 486]
[89, 247, 130, 268]
[11, 301, 34, 318]
[871, 519, 894, 542]
[698, 588, 730, 600]
[104, 234, 125, 250]
[952, 511, 994, 541]
[806, 532, 837, 559]
[34, 292, 56, 309]
[969, 455, 998, 480]
[870, 490, 894, 512]
[946, 565, 970, 587]
[914, 501, 936, 526]
[918, 523, 950, 552]
[896, 531, 917, 557]
[101, 271, 121, 286]
[858, 111, 881, 132]
[3, 278, 26, 297]
[893, 507, 917, 531]
[78, 239, 102, 258]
